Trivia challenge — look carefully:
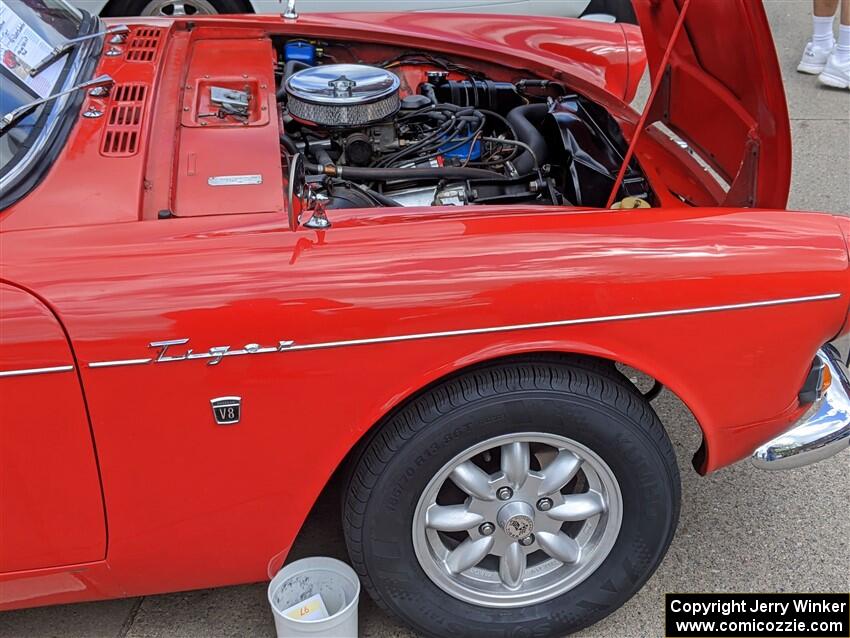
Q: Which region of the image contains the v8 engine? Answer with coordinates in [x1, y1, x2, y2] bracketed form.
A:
[276, 40, 653, 212]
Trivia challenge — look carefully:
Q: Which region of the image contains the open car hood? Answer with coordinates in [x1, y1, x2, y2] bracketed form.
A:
[631, 0, 791, 208]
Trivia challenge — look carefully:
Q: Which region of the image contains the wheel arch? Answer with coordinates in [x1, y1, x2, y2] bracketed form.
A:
[282, 345, 703, 580]
[330, 346, 681, 637]
[335, 347, 706, 495]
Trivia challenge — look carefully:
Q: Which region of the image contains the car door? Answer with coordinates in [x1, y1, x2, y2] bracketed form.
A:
[0, 283, 106, 573]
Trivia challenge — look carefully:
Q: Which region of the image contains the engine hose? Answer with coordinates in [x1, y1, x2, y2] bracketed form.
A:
[282, 134, 505, 181]
[276, 60, 311, 100]
[357, 185, 401, 207]
[506, 103, 549, 175]
[309, 163, 506, 182]
[421, 82, 438, 105]
[280, 134, 298, 155]
[314, 147, 334, 167]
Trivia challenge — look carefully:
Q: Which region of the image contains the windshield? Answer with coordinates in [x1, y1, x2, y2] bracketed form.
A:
[1, 0, 85, 179]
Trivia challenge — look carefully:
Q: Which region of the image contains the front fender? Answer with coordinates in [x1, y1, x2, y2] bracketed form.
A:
[2, 205, 846, 596]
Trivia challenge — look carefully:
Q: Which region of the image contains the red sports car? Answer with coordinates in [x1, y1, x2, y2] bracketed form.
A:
[1, 1, 848, 636]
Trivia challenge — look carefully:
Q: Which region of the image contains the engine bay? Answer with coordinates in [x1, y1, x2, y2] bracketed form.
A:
[272, 39, 653, 216]
[191, 37, 655, 218]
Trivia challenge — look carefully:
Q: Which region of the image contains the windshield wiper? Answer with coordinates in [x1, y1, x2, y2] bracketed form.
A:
[0, 75, 114, 137]
[29, 24, 129, 78]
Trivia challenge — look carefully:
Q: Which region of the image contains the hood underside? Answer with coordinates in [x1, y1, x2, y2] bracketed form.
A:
[632, 0, 792, 209]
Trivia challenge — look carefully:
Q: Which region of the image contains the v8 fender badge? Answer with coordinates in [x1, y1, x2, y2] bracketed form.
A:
[211, 396, 241, 425]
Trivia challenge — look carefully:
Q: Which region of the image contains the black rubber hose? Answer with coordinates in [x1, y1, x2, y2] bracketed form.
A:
[277, 60, 311, 100]
[280, 134, 298, 155]
[358, 185, 401, 207]
[285, 136, 504, 180]
[314, 164, 506, 181]
[284, 133, 505, 181]
[421, 82, 438, 105]
[314, 147, 334, 167]
[506, 103, 549, 175]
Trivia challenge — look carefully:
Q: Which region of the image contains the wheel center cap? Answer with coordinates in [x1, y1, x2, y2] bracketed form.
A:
[504, 515, 534, 540]
[496, 501, 535, 540]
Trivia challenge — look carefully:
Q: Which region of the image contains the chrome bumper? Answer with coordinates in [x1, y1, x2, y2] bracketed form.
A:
[752, 345, 850, 470]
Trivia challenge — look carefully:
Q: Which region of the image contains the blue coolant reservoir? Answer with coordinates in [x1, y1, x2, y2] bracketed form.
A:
[285, 40, 316, 65]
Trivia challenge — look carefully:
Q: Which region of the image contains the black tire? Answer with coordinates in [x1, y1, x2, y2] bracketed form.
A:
[343, 359, 680, 638]
[101, 0, 246, 17]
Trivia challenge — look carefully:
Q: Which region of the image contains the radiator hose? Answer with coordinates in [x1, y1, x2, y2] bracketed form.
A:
[506, 103, 549, 175]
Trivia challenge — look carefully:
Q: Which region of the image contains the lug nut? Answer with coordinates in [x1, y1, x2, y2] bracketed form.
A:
[520, 534, 535, 547]
[478, 522, 495, 536]
[536, 498, 553, 512]
[497, 487, 513, 501]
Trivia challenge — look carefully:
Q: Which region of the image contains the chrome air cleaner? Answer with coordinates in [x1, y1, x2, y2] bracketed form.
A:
[285, 64, 401, 127]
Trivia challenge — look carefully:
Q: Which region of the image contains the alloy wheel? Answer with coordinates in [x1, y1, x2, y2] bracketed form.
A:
[412, 432, 623, 608]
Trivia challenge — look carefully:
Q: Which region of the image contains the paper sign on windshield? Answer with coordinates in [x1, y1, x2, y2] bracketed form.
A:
[0, 0, 64, 98]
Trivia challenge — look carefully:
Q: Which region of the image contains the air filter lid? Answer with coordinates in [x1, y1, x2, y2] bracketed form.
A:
[285, 64, 400, 106]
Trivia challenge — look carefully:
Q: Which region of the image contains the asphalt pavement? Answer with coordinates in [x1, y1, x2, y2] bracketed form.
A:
[1, 1, 848, 637]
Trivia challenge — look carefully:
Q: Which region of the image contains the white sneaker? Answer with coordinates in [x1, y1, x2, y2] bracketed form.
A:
[818, 53, 850, 89]
[798, 41, 835, 74]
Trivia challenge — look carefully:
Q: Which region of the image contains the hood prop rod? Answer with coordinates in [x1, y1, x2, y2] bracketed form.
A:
[605, 0, 692, 209]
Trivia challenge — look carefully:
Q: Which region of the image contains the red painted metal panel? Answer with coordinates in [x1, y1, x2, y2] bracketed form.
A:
[173, 37, 283, 217]
[3, 16, 641, 230]
[631, 0, 792, 208]
[0, 561, 121, 610]
[0, 285, 106, 573]
[0, 8, 843, 610]
[0, 24, 164, 230]
[1, 206, 848, 600]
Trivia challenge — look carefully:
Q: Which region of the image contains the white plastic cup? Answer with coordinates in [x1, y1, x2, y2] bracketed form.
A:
[268, 557, 360, 638]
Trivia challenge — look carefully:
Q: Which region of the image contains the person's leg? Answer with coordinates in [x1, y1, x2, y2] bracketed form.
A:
[800, 0, 838, 73]
[814, 0, 839, 17]
[836, 0, 850, 64]
[818, 0, 850, 87]
[813, 0, 838, 48]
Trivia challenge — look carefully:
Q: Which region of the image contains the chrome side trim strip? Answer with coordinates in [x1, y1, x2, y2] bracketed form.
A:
[282, 293, 842, 353]
[0, 365, 75, 378]
[84, 293, 841, 369]
[88, 358, 153, 368]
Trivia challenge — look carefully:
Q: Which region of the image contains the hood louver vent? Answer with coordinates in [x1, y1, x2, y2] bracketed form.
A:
[125, 27, 163, 62]
[100, 83, 147, 157]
